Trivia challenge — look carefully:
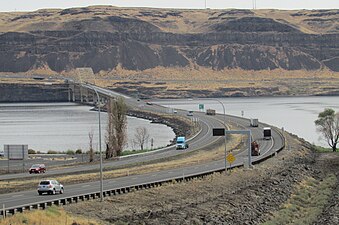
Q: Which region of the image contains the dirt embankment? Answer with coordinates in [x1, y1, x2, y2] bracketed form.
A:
[65, 134, 338, 224]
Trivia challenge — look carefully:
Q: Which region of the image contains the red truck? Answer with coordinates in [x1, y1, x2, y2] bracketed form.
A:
[251, 141, 260, 156]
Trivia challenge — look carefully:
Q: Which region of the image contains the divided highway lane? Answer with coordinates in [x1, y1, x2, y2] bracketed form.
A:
[0, 105, 279, 181]
[0, 84, 285, 212]
[0, 111, 222, 180]
[0, 112, 272, 181]
[0, 146, 276, 210]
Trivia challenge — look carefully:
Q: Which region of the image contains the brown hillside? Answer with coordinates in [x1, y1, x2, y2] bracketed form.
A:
[0, 6, 338, 98]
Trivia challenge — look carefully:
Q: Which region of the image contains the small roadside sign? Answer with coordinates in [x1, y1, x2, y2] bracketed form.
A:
[199, 104, 204, 110]
[226, 153, 236, 164]
[213, 128, 225, 136]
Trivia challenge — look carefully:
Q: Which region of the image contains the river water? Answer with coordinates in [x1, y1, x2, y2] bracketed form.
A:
[0, 103, 175, 152]
[1, 96, 338, 152]
[155, 96, 339, 147]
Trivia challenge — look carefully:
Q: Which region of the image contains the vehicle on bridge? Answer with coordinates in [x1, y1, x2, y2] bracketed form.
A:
[263, 127, 272, 140]
[176, 136, 189, 150]
[206, 109, 216, 115]
[250, 118, 259, 127]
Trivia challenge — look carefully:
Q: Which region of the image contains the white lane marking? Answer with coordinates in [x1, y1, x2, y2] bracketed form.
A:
[168, 171, 173, 174]
[11, 194, 23, 198]
[131, 177, 138, 180]
[81, 185, 90, 188]
[151, 174, 157, 177]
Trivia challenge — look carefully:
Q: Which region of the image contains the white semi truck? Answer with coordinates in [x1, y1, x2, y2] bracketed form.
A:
[176, 136, 189, 150]
[263, 127, 272, 140]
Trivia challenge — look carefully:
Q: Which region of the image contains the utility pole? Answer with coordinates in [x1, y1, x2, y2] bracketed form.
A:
[214, 99, 227, 173]
[252, 0, 257, 9]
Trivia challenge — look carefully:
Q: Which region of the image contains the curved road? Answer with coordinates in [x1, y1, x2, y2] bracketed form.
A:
[0, 84, 285, 211]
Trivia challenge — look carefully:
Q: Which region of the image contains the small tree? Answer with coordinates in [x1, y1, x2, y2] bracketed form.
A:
[315, 108, 339, 152]
[75, 149, 82, 154]
[106, 97, 127, 158]
[134, 127, 150, 151]
[28, 149, 36, 154]
[88, 130, 94, 162]
[66, 150, 75, 155]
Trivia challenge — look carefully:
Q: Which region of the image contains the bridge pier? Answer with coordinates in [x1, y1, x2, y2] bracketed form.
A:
[69, 83, 110, 107]
[68, 85, 75, 102]
[80, 86, 83, 103]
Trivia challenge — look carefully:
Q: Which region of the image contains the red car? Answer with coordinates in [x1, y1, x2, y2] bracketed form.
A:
[29, 164, 46, 174]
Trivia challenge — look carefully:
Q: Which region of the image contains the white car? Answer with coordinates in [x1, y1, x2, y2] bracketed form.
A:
[38, 180, 64, 195]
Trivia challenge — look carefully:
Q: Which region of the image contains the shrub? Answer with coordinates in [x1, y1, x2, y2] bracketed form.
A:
[75, 149, 82, 154]
[66, 150, 75, 155]
[28, 149, 36, 154]
[47, 150, 58, 154]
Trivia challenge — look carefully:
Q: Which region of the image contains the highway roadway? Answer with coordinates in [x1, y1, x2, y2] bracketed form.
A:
[0, 83, 285, 213]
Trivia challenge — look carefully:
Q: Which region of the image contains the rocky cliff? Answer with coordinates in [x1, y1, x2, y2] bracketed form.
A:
[0, 7, 338, 74]
[0, 83, 69, 102]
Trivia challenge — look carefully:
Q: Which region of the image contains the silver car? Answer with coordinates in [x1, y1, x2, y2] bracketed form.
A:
[37, 180, 64, 195]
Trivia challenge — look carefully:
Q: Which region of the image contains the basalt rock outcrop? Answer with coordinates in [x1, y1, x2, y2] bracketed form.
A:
[0, 83, 69, 102]
[0, 7, 338, 73]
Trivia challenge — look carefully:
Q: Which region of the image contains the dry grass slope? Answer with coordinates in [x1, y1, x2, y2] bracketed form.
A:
[0, 205, 100, 225]
[262, 174, 337, 225]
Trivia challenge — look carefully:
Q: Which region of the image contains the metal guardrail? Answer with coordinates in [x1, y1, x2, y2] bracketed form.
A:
[1, 129, 285, 218]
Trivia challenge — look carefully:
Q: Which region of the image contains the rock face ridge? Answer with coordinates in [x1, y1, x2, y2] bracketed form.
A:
[0, 7, 338, 73]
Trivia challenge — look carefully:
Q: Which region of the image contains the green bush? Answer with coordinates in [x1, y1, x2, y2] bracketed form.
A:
[75, 149, 82, 154]
[66, 150, 75, 155]
[311, 144, 332, 152]
[28, 149, 36, 154]
[47, 150, 58, 154]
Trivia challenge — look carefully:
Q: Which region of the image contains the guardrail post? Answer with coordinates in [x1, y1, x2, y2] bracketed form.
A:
[54, 200, 60, 206]
[40, 203, 47, 209]
[2, 204, 5, 219]
[9, 208, 15, 215]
